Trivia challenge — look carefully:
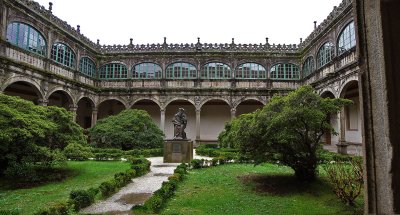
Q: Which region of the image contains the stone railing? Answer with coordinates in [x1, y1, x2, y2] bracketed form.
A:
[299, 0, 353, 50]
[49, 64, 74, 79]
[6, 47, 45, 69]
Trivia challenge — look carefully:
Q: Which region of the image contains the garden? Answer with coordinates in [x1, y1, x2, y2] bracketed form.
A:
[0, 86, 365, 214]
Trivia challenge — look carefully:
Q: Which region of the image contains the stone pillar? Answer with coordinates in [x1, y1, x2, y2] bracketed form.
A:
[69, 105, 78, 122]
[91, 108, 98, 128]
[38, 99, 48, 106]
[160, 109, 165, 133]
[196, 109, 201, 141]
[230, 108, 236, 120]
[337, 108, 348, 154]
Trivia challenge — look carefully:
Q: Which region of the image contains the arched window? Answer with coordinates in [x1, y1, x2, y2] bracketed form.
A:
[337, 21, 356, 55]
[51, 43, 75, 68]
[79, 57, 96, 77]
[317, 42, 334, 68]
[235, 63, 266, 79]
[270, 63, 300, 80]
[302, 57, 315, 78]
[99, 63, 128, 79]
[133, 63, 162, 79]
[6, 22, 46, 56]
[201, 62, 231, 79]
[166, 62, 197, 79]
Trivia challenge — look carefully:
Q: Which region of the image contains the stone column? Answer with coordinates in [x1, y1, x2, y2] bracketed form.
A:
[69, 105, 78, 122]
[91, 108, 98, 128]
[196, 109, 201, 141]
[337, 108, 348, 154]
[38, 99, 48, 106]
[230, 108, 236, 120]
[160, 109, 165, 133]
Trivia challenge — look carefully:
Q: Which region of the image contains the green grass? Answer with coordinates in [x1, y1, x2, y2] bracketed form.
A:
[161, 164, 363, 215]
[0, 161, 130, 214]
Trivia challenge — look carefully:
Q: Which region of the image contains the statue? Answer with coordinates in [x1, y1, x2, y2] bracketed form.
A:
[172, 108, 187, 139]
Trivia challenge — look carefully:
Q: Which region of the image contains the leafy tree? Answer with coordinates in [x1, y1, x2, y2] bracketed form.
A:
[0, 94, 86, 180]
[89, 109, 164, 150]
[224, 86, 351, 181]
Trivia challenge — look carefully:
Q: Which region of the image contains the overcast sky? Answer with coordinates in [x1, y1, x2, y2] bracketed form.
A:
[34, 0, 343, 45]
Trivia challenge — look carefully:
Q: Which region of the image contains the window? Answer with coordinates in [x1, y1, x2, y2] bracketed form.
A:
[6, 22, 46, 56]
[51, 43, 75, 68]
[99, 63, 128, 79]
[166, 62, 197, 79]
[302, 57, 315, 78]
[270, 63, 300, 80]
[201, 62, 231, 79]
[133, 63, 162, 79]
[79, 57, 96, 77]
[337, 21, 356, 55]
[317, 42, 334, 68]
[235, 63, 266, 79]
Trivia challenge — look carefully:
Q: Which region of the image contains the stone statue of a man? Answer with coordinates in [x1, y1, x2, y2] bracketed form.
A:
[172, 108, 187, 139]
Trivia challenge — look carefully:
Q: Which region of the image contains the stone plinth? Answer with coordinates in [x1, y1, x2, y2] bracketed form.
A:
[164, 139, 193, 163]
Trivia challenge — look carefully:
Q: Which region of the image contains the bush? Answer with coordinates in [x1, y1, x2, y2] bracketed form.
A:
[144, 194, 163, 213]
[69, 188, 98, 211]
[0, 94, 85, 179]
[34, 201, 70, 215]
[114, 172, 132, 187]
[323, 159, 363, 205]
[89, 109, 164, 150]
[99, 180, 117, 197]
[63, 142, 93, 161]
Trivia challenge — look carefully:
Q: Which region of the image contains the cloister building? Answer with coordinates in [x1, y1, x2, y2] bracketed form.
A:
[0, 0, 360, 146]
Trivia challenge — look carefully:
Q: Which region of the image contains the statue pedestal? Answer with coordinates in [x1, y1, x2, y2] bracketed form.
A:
[163, 139, 193, 163]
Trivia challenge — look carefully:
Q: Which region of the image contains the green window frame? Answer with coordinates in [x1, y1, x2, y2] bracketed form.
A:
[51, 43, 75, 68]
[235, 63, 266, 79]
[201, 62, 231, 79]
[165, 62, 197, 79]
[302, 57, 315, 78]
[317, 42, 335, 68]
[79, 57, 96, 77]
[99, 63, 128, 80]
[337, 21, 356, 55]
[6, 22, 47, 56]
[270, 63, 300, 80]
[133, 63, 162, 79]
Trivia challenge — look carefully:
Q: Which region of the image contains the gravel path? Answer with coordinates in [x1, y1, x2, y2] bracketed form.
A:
[80, 150, 211, 215]
[80, 157, 179, 215]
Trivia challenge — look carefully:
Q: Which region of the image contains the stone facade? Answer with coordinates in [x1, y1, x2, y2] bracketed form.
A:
[0, 0, 361, 144]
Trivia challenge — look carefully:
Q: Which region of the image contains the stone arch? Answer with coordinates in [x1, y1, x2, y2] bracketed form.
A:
[131, 97, 161, 109]
[2, 79, 44, 104]
[1, 77, 44, 100]
[320, 88, 337, 98]
[339, 79, 361, 144]
[320, 90, 339, 145]
[97, 97, 128, 109]
[76, 95, 96, 109]
[46, 87, 75, 105]
[200, 98, 232, 141]
[131, 98, 162, 129]
[97, 97, 128, 120]
[234, 98, 265, 117]
[199, 97, 231, 110]
[165, 99, 196, 140]
[339, 77, 359, 98]
[163, 97, 195, 110]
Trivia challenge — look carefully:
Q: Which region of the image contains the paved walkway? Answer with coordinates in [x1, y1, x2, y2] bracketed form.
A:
[81, 150, 211, 215]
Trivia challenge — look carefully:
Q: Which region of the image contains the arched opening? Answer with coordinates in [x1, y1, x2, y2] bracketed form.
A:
[235, 99, 264, 116]
[340, 81, 361, 144]
[76, 97, 94, 129]
[48, 90, 73, 109]
[165, 100, 196, 140]
[321, 91, 338, 145]
[97, 99, 126, 120]
[131, 99, 161, 128]
[200, 100, 231, 141]
[3, 81, 42, 104]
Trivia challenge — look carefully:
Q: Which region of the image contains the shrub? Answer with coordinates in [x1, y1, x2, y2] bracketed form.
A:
[99, 180, 117, 197]
[190, 159, 203, 169]
[89, 109, 164, 150]
[34, 201, 70, 215]
[323, 159, 363, 205]
[0, 94, 85, 179]
[144, 194, 163, 213]
[69, 188, 98, 211]
[114, 172, 132, 187]
[63, 142, 93, 161]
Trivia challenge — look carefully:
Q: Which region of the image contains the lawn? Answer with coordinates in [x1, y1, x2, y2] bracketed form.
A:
[161, 164, 363, 215]
[0, 161, 130, 214]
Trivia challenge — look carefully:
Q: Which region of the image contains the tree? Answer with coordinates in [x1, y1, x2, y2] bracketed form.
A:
[0, 94, 86, 180]
[89, 109, 164, 150]
[227, 86, 351, 181]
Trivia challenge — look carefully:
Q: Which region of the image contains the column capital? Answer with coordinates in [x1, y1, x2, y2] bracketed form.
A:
[38, 99, 48, 106]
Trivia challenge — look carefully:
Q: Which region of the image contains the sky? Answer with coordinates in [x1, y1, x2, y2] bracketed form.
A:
[34, 0, 343, 46]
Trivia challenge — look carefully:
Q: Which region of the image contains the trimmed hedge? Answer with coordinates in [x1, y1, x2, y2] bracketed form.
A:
[133, 163, 188, 214]
[317, 149, 362, 164]
[195, 145, 239, 159]
[91, 148, 163, 161]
